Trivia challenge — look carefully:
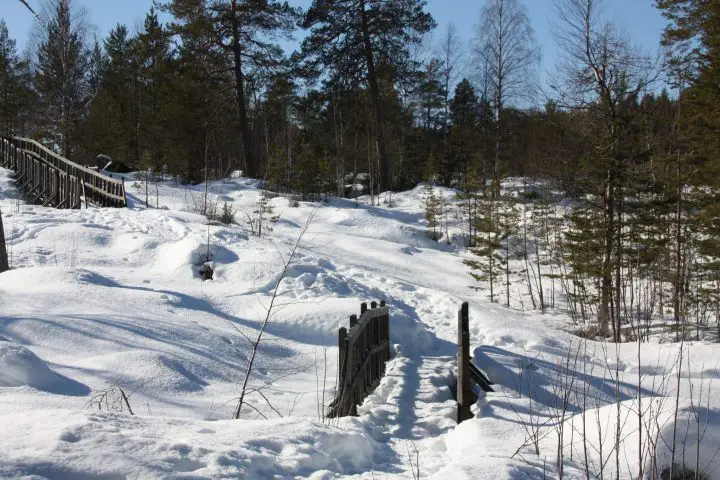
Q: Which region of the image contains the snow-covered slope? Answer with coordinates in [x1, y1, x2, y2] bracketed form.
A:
[1, 169, 719, 479]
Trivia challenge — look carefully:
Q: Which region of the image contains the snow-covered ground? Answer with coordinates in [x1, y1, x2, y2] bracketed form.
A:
[1, 168, 719, 479]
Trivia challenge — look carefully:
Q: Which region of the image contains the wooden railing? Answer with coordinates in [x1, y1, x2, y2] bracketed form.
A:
[0, 136, 126, 208]
[328, 301, 391, 417]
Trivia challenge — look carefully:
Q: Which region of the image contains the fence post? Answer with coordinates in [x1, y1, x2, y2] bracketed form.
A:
[457, 301, 473, 423]
[338, 326, 347, 394]
[0, 211, 9, 273]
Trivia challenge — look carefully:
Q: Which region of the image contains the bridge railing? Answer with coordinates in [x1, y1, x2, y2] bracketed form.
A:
[328, 301, 391, 417]
[0, 136, 126, 208]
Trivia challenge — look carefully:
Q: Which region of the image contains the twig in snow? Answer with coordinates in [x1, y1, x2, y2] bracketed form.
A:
[233, 208, 318, 419]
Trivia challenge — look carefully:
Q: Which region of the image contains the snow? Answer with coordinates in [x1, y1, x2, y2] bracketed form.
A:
[2, 166, 720, 479]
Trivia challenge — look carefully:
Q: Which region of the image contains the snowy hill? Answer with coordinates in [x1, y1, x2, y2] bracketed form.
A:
[1, 168, 719, 479]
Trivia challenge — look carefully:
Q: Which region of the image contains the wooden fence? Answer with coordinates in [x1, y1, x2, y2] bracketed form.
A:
[0, 136, 126, 208]
[328, 301, 391, 417]
[457, 302, 494, 423]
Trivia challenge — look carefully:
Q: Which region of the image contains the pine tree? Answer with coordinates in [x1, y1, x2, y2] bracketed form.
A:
[161, 0, 300, 180]
[296, 0, 435, 192]
[417, 58, 446, 158]
[446, 79, 480, 180]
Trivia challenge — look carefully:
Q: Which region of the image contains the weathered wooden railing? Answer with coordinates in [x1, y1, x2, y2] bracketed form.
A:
[328, 300, 391, 417]
[0, 136, 126, 208]
[457, 302, 494, 423]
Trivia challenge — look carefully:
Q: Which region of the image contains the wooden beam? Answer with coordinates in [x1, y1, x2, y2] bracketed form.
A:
[0, 211, 9, 273]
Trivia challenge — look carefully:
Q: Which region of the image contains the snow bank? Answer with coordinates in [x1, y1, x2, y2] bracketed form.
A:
[0, 342, 88, 395]
[652, 403, 720, 479]
[0, 410, 384, 479]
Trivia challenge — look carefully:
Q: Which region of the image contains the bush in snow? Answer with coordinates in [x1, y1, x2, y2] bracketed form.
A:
[219, 202, 235, 225]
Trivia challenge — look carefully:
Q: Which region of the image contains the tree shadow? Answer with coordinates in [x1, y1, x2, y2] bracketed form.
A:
[473, 345, 656, 412]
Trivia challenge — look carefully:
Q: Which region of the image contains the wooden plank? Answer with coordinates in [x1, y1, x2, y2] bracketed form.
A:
[342, 340, 390, 391]
[469, 361, 495, 392]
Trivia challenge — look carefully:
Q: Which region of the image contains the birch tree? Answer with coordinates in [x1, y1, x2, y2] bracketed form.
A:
[472, 0, 539, 197]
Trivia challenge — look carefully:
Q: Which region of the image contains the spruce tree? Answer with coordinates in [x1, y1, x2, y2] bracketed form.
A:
[0, 20, 28, 136]
[456, 166, 482, 248]
[464, 194, 506, 303]
[136, 9, 172, 175]
[35, 0, 89, 159]
[83, 24, 137, 166]
[447, 79, 480, 180]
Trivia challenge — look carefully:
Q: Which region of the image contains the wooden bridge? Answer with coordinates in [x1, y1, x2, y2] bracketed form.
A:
[0, 136, 127, 208]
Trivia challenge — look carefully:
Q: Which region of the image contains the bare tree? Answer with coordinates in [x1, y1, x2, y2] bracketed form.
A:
[17, 0, 41, 21]
[552, 0, 655, 337]
[233, 208, 317, 419]
[472, 0, 539, 196]
[437, 23, 465, 134]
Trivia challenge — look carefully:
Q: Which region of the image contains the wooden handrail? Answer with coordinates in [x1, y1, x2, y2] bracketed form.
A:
[329, 301, 391, 418]
[10, 136, 124, 187]
[0, 136, 127, 208]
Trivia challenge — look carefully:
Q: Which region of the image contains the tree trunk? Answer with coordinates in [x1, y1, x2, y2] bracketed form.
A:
[359, 0, 389, 193]
[0, 211, 9, 273]
[493, 99, 501, 198]
[599, 167, 614, 337]
[673, 154, 683, 340]
[230, 0, 257, 179]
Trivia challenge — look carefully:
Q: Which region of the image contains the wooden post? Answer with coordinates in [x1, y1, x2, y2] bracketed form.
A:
[457, 301, 474, 423]
[350, 314, 358, 328]
[338, 326, 347, 400]
[81, 180, 88, 209]
[361, 302, 367, 315]
[0, 211, 9, 273]
[121, 177, 127, 207]
[371, 301, 377, 309]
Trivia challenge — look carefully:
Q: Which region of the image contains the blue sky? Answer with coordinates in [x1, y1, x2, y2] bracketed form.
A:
[3, 0, 666, 89]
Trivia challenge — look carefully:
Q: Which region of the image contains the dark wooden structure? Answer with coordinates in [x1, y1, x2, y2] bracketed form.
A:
[328, 301, 391, 417]
[0, 136, 127, 208]
[0, 211, 8, 273]
[457, 302, 494, 423]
